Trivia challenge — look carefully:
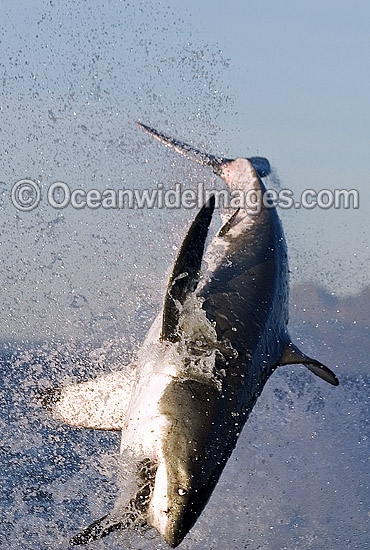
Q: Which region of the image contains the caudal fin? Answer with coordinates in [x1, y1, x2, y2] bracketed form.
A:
[136, 122, 271, 179]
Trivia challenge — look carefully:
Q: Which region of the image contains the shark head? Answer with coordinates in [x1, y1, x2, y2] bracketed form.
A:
[147, 378, 226, 547]
[148, 460, 217, 547]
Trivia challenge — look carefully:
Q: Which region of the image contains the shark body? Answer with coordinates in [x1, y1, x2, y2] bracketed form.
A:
[42, 124, 338, 547]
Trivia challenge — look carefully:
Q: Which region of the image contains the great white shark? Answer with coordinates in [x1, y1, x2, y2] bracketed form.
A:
[41, 123, 339, 547]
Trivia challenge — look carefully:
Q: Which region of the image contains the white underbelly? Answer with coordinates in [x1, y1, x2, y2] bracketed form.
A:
[120, 315, 183, 456]
[120, 296, 219, 457]
[120, 370, 173, 456]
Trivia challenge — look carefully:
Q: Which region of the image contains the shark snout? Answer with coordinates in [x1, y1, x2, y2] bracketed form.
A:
[149, 473, 210, 548]
[161, 483, 216, 548]
[147, 378, 224, 546]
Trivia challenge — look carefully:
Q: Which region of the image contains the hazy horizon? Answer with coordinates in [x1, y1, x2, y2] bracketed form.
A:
[0, 2, 368, 548]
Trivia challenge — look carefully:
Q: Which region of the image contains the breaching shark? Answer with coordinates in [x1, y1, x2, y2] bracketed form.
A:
[41, 123, 339, 547]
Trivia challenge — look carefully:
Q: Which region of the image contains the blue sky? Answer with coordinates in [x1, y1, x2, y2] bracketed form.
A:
[0, 5, 368, 547]
[0, 0, 369, 341]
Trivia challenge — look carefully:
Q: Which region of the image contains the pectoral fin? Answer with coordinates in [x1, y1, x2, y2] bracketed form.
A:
[38, 370, 135, 430]
[279, 342, 339, 386]
[70, 513, 126, 545]
[70, 482, 152, 545]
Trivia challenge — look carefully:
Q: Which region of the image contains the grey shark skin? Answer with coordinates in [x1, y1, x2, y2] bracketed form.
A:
[42, 124, 338, 548]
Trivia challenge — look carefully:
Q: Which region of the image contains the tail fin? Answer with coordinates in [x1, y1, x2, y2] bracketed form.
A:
[248, 157, 271, 178]
[136, 122, 271, 179]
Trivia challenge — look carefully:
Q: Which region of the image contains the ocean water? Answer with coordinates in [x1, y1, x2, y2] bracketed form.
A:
[1, 3, 369, 549]
[0, 341, 368, 550]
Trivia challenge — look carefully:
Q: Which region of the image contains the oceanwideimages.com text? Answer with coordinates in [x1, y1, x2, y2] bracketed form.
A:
[10, 180, 359, 213]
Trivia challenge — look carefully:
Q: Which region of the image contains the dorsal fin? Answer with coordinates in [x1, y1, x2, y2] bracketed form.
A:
[218, 208, 240, 237]
[279, 341, 339, 386]
[162, 196, 215, 342]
